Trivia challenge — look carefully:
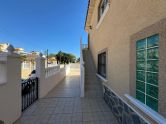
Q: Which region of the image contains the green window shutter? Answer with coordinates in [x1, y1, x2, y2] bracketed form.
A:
[146, 84, 158, 99]
[146, 95, 158, 112]
[136, 34, 159, 111]
[147, 34, 159, 48]
[147, 60, 159, 72]
[146, 72, 158, 85]
[136, 90, 145, 103]
[136, 71, 145, 82]
[136, 39, 146, 50]
[136, 81, 145, 92]
[147, 47, 159, 60]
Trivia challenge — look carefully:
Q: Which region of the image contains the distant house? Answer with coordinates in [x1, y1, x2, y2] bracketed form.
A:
[0, 43, 26, 54]
[0, 43, 57, 79]
[15, 48, 26, 55]
[21, 51, 40, 79]
[0, 43, 10, 52]
[0, 43, 38, 79]
[48, 56, 57, 64]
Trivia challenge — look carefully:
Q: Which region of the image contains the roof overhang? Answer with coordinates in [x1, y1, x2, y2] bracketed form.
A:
[85, 0, 97, 32]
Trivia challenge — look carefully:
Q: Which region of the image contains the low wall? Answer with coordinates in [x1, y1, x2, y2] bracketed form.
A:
[35, 56, 71, 98]
[103, 84, 149, 124]
[0, 53, 21, 124]
[0, 81, 21, 124]
[39, 68, 66, 98]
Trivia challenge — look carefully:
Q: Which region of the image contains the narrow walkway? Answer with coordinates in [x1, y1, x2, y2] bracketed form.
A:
[15, 65, 118, 124]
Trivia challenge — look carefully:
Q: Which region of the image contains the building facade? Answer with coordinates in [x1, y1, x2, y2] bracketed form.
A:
[85, 0, 166, 123]
[0, 43, 9, 52]
[0, 44, 38, 79]
[21, 51, 40, 79]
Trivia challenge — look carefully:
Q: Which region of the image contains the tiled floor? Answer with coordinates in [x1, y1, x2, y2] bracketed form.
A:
[15, 65, 118, 124]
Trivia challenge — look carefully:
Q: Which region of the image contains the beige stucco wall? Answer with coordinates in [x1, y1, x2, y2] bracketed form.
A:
[88, 0, 166, 98]
[21, 62, 35, 79]
[0, 55, 21, 124]
[21, 69, 32, 79]
[87, 0, 166, 120]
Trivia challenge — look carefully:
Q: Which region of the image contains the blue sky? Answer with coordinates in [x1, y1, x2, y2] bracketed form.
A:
[0, 0, 88, 57]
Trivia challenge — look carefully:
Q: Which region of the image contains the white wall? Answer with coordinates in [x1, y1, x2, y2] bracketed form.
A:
[39, 68, 66, 98]
[0, 51, 70, 124]
[36, 56, 68, 98]
[65, 64, 71, 76]
[0, 53, 21, 124]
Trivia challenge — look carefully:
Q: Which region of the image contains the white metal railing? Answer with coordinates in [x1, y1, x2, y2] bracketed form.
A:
[80, 39, 85, 97]
[65, 64, 71, 75]
[45, 63, 58, 68]
[45, 65, 60, 78]
[81, 44, 88, 50]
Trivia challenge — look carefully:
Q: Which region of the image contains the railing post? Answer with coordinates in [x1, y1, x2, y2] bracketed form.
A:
[80, 62, 85, 97]
[35, 53, 45, 98]
[80, 37, 85, 97]
[0, 45, 21, 124]
[65, 64, 71, 75]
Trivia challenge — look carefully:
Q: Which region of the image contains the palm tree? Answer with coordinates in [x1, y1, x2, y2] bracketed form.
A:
[55, 51, 76, 64]
[56, 51, 63, 64]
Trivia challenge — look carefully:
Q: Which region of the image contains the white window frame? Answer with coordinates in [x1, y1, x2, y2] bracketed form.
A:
[22, 61, 30, 69]
[136, 34, 159, 111]
[125, 94, 166, 124]
[96, 0, 110, 29]
[97, 48, 108, 80]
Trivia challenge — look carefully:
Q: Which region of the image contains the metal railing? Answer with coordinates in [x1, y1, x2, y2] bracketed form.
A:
[22, 77, 38, 112]
[45, 65, 60, 77]
[81, 44, 88, 49]
[80, 39, 85, 97]
[45, 63, 58, 68]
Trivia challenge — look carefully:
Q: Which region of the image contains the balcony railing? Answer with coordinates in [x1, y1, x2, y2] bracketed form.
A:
[45, 63, 58, 68]
[81, 44, 88, 50]
[22, 77, 38, 111]
[45, 65, 60, 77]
[80, 39, 85, 97]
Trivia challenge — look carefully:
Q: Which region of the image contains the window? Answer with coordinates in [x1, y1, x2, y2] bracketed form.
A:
[136, 34, 159, 111]
[22, 61, 30, 69]
[98, 0, 109, 21]
[98, 52, 106, 78]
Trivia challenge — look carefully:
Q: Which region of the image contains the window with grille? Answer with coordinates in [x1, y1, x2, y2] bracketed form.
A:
[136, 34, 159, 111]
[98, 0, 109, 21]
[98, 52, 106, 78]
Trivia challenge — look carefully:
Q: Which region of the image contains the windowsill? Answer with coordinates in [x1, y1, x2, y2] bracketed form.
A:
[96, 3, 110, 29]
[125, 94, 166, 124]
[96, 73, 108, 83]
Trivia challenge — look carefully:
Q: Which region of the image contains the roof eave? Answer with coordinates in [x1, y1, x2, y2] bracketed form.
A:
[84, 0, 96, 32]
